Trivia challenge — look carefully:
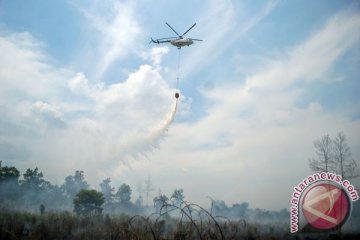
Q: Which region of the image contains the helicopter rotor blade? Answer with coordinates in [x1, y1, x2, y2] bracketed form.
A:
[190, 38, 203, 41]
[165, 22, 180, 37]
[182, 23, 196, 36]
[157, 37, 178, 41]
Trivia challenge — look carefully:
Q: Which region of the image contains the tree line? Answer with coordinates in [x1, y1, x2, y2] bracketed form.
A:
[0, 164, 190, 216]
[0, 132, 358, 223]
[0, 162, 293, 223]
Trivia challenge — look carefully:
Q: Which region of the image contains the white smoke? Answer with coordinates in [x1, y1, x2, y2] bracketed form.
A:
[146, 97, 178, 147]
[0, 29, 183, 182]
[118, 98, 178, 160]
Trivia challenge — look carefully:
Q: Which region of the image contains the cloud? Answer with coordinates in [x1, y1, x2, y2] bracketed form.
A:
[180, 0, 279, 79]
[68, 72, 92, 96]
[78, 0, 141, 80]
[0, 32, 68, 102]
[29, 101, 66, 129]
[0, 30, 178, 184]
[245, 9, 360, 91]
[1, 1, 359, 211]
[118, 9, 360, 210]
[141, 46, 170, 67]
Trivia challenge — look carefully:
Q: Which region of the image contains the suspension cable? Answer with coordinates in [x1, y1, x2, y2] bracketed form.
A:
[176, 48, 181, 89]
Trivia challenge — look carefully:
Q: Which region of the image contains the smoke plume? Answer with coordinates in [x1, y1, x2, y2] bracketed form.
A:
[117, 98, 179, 160]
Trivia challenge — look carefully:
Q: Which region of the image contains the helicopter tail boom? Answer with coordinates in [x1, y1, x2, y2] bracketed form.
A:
[150, 37, 173, 45]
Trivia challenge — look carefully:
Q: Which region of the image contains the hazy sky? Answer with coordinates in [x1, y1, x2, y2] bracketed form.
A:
[1, 0, 360, 210]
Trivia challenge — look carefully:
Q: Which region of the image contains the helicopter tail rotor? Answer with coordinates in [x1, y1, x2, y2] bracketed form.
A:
[149, 38, 160, 44]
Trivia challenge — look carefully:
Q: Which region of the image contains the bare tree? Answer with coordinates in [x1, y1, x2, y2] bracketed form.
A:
[309, 134, 335, 172]
[144, 176, 154, 206]
[309, 132, 359, 180]
[333, 132, 358, 179]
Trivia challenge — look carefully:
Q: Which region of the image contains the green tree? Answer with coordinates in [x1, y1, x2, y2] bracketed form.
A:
[171, 188, 184, 207]
[153, 194, 168, 213]
[212, 200, 229, 216]
[232, 202, 249, 218]
[62, 170, 89, 199]
[100, 178, 114, 212]
[0, 164, 20, 182]
[0, 163, 21, 206]
[100, 178, 114, 203]
[73, 189, 104, 216]
[20, 167, 49, 190]
[115, 183, 132, 205]
[20, 167, 51, 207]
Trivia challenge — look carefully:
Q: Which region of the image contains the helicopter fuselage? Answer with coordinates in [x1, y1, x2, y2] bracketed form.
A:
[170, 38, 194, 49]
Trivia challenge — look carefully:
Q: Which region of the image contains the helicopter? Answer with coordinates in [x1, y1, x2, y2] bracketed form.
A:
[150, 22, 203, 49]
